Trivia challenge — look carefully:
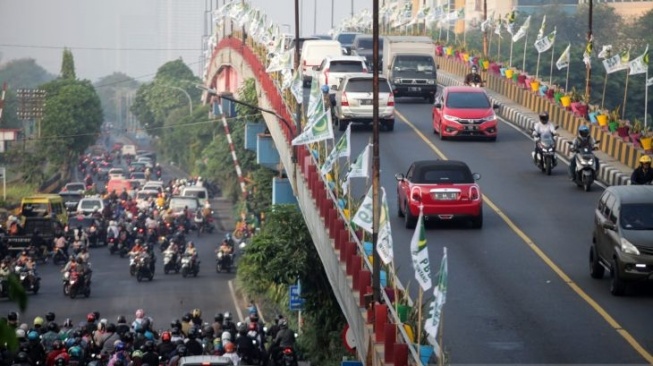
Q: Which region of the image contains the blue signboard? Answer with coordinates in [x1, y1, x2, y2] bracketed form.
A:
[289, 284, 305, 311]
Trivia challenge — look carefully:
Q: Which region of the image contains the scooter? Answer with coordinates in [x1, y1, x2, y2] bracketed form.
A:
[531, 127, 559, 175]
[568, 140, 601, 192]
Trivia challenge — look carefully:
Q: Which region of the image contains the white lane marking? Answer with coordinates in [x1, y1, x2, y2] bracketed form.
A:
[228, 279, 244, 322]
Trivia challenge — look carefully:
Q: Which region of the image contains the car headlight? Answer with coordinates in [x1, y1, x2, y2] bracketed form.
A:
[443, 114, 461, 122]
[426, 80, 435, 84]
[394, 78, 401, 84]
[479, 113, 496, 122]
[621, 238, 640, 255]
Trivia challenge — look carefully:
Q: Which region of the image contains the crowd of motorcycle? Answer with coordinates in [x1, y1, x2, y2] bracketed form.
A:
[1, 306, 299, 366]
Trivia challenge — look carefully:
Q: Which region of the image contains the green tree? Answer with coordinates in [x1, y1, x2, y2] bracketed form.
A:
[94, 72, 140, 126]
[0, 59, 55, 128]
[60, 49, 76, 80]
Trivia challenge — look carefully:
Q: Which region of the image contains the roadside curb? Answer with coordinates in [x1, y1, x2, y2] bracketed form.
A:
[437, 72, 632, 187]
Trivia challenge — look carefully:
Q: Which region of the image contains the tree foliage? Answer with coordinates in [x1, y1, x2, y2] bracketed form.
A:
[457, 4, 652, 120]
[237, 205, 348, 364]
[60, 49, 76, 80]
[0, 59, 55, 128]
[94, 72, 140, 126]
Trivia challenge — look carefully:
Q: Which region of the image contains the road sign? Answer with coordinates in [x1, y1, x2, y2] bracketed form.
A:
[289, 284, 304, 311]
[341, 324, 356, 353]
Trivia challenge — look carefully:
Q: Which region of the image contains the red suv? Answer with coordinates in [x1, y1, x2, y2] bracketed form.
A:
[396, 160, 483, 229]
[432, 86, 499, 141]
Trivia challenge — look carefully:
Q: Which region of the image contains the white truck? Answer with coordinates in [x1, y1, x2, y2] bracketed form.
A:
[382, 36, 438, 103]
[121, 144, 136, 157]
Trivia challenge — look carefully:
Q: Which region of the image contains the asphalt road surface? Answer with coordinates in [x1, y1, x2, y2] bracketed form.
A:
[0, 134, 239, 332]
[319, 87, 653, 364]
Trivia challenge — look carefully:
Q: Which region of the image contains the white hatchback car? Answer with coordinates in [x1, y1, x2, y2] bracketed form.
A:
[313, 55, 368, 93]
[333, 73, 395, 131]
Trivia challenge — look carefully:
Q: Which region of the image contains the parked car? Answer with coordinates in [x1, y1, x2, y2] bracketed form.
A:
[314, 55, 367, 93]
[333, 73, 395, 131]
[432, 86, 500, 141]
[395, 160, 482, 229]
[590, 185, 653, 296]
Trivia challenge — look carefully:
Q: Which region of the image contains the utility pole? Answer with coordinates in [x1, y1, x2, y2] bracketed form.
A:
[371, 0, 381, 303]
[482, 0, 488, 57]
[331, 0, 334, 29]
[293, 0, 301, 163]
[585, 0, 593, 102]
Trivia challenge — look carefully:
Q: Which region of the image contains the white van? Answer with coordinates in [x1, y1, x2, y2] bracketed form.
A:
[121, 144, 137, 157]
[300, 40, 343, 86]
[181, 186, 209, 207]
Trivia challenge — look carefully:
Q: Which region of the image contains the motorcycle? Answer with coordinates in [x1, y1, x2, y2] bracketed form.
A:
[163, 250, 180, 274]
[16, 267, 40, 294]
[216, 251, 233, 273]
[568, 140, 601, 192]
[135, 255, 154, 282]
[180, 255, 199, 278]
[531, 128, 559, 175]
[107, 236, 117, 254]
[87, 225, 99, 247]
[194, 213, 205, 238]
[63, 270, 90, 299]
[274, 347, 299, 366]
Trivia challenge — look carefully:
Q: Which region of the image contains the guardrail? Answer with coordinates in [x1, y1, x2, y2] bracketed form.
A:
[211, 34, 425, 365]
[436, 55, 647, 170]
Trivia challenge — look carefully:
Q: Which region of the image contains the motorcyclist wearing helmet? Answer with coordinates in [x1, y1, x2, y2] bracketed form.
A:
[157, 331, 176, 361]
[141, 340, 159, 366]
[166, 344, 187, 366]
[568, 124, 599, 180]
[183, 327, 203, 356]
[26, 330, 46, 365]
[190, 309, 202, 326]
[631, 155, 653, 185]
[271, 319, 297, 365]
[222, 342, 240, 366]
[464, 65, 483, 86]
[532, 111, 557, 159]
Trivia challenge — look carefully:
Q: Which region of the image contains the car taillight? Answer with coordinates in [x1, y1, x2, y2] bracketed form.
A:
[324, 68, 329, 85]
[470, 186, 480, 200]
[341, 93, 349, 106]
[362, 67, 368, 73]
[411, 187, 421, 202]
[388, 94, 395, 106]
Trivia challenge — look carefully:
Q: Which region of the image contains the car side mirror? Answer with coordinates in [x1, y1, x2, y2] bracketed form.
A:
[602, 221, 616, 231]
[395, 173, 404, 181]
[472, 173, 481, 181]
[434, 103, 442, 109]
[493, 103, 500, 110]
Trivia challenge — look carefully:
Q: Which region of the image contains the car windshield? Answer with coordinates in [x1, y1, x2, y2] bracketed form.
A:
[393, 55, 435, 74]
[21, 203, 48, 216]
[338, 33, 358, 44]
[346, 79, 391, 93]
[329, 61, 365, 73]
[446, 92, 491, 109]
[416, 167, 474, 184]
[70, 218, 96, 229]
[357, 38, 382, 50]
[183, 190, 207, 199]
[137, 192, 158, 200]
[66, 184, 85, 191]
[80, 200, 102, 210]
[170, 198, 199, 211]
[620, 204, 653, 230]
[131, 173, 146, 179]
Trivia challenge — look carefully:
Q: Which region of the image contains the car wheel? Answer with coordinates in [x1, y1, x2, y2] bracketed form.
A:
[397, 196, 404, 218]
[471, 208, 483, 229]
[338, 119, 349, 132]
[610, 259, 626, 296]
[589, 246, 604, 279]
[439, 124, 446, 141]
[404, 202, 417, 229]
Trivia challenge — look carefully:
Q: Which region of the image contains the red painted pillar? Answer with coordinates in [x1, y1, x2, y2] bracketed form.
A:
[394, 343, 408, 366]
[358, 270, 371, 307]
[341, 241, 354, 263]
[336, 227, 348, 251]
[374, 304, 388, 343]
[384, 323, 397, 363]
[350, 254, 361, 285]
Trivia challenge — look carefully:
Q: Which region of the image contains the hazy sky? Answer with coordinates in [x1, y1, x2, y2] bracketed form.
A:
[0, 0, 368, 84]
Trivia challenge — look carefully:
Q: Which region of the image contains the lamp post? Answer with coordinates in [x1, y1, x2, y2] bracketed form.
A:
[585, 0, 593, 103]
[371, 0, 381, 303]
[160, 85, 193, 115]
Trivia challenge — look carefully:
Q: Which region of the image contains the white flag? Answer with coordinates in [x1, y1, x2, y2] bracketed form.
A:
[341, 144, 370, 194]
[511, 15, 531, 43]
[376, 188, 394, 265]
[320, 124, 350, 176]
[628, 45, 649, 76]
[647, 77, 653, 87]
[598, 45, 613, 59]
[603, 51, 630, 74]
[424, 247, 448, 339]
[556, 44, 571, 70]
[351, 186, 373, 233]
[306, 76, 322, 120]
[291, 108, 333, 145]
[536, 15, 546, 40]
[266, 48, 294, 73]
[290, 67, 303, 104]
[410, 207, 432, 291]
[533, 29, 556, 54]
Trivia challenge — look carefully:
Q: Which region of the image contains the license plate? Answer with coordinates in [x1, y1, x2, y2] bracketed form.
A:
[409, 87, 421, 92]
[360, 100, 373, 105]
[466, 125, 477, 130]
[435, 192, 457, 200]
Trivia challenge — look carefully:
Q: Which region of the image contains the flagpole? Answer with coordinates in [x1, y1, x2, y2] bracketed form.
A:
[536, 51, 541, 80]
[601, 71, 609, 110]
[645, 68, 649, 129]
[497, 33, 501, 63]
[522, 33, 528, 72]
[565, 59, 570, 92]
[417, 286, 424, 350]
[509, 38, 514, 67]
[437, 309, 444, 366]
[623, 72, 630, 120]
[549, 40, 555, 85]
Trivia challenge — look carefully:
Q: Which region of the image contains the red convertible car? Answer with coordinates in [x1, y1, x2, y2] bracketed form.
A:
[432, 86, 499, 141]
[396, 160, 483, 229]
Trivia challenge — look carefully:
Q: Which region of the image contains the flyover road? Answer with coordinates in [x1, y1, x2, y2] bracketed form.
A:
[0, 136, 239, 331]
[327, 95, 653, 364]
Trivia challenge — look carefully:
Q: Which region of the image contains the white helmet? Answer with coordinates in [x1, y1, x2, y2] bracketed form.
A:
[221, 331, 232, 342]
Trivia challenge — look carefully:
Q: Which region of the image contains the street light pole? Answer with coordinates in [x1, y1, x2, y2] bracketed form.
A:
[482, 0, 488, 57]
[162, 85, 193, 115]
[371, 0, 381, 303]
[585, 0, 593, 103]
